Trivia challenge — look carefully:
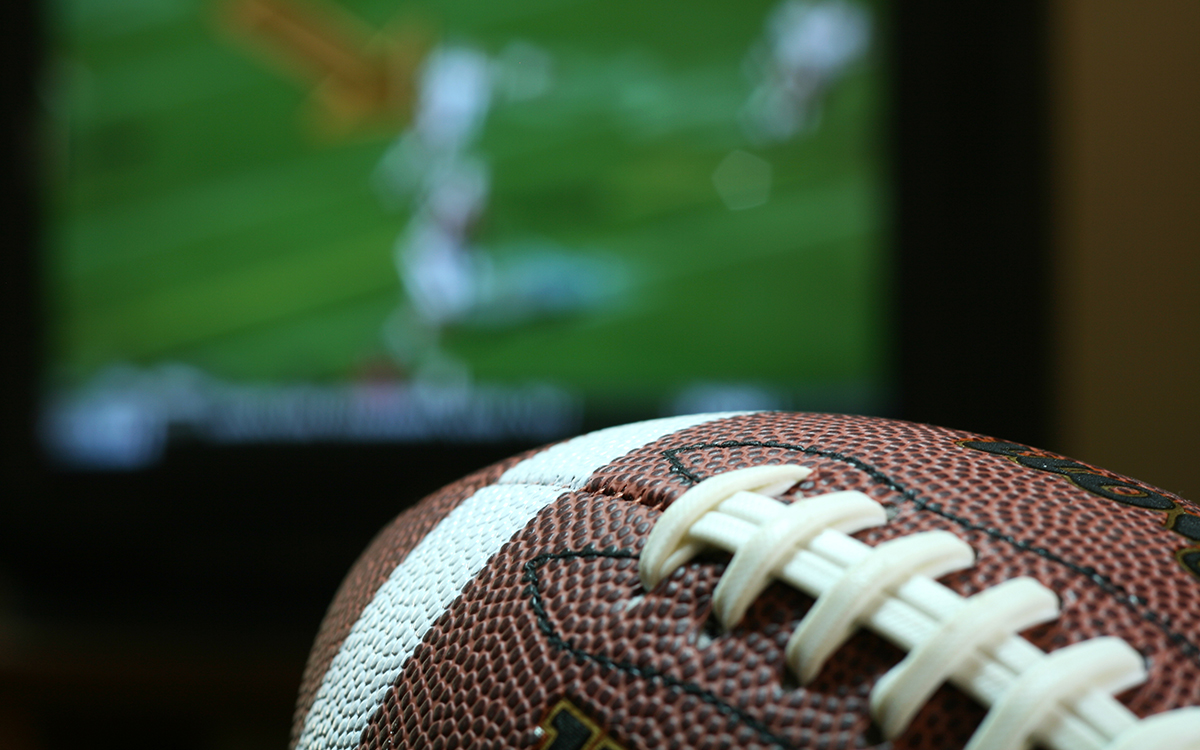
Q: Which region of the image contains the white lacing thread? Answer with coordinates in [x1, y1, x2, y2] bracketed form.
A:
[638, 465, 1200, 750]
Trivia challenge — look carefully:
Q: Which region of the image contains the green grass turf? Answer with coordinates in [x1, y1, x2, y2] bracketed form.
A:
[45, 0, 889, 405]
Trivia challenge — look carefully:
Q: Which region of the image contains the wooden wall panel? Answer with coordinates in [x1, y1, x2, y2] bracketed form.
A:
[1053, 0, 1200, 498]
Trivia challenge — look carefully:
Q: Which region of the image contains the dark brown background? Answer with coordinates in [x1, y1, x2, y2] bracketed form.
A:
[1051, 0, 1200, 502]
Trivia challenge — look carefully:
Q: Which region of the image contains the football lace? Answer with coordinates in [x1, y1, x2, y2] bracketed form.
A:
[638, 464, 1200, 750]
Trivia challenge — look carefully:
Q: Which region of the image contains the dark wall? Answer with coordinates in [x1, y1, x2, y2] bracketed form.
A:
[1053, 0, 1200, 499]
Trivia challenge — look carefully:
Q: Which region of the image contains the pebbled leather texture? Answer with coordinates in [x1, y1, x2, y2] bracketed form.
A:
[294, 412, 1200, 750]
[292, 446, 546, 745]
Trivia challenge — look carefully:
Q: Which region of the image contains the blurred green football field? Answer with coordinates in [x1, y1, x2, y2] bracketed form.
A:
[46, 0, 888, 407]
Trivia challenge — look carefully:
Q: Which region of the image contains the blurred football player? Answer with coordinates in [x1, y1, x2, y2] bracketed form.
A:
[741, 0, 871, 143]
[378, 43, 626, 380]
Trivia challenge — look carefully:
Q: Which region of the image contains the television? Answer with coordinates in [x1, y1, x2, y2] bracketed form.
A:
[37, 0, 893, 472]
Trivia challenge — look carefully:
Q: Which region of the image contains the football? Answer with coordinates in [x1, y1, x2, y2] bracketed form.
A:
[291, 412, 1200, 750]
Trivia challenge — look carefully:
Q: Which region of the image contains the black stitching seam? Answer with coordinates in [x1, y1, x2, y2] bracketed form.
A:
[522, 546, 799, 750]
[661, 439, 1200, 665]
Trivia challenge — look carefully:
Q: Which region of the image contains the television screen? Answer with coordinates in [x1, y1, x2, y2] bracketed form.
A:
[40, 0, 889, 468]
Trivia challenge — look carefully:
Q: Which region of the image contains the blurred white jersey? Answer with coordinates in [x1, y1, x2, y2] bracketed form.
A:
[414, 47, 494, 154]
[771, 0, 870, 76]
[742, 0, 871, 143]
